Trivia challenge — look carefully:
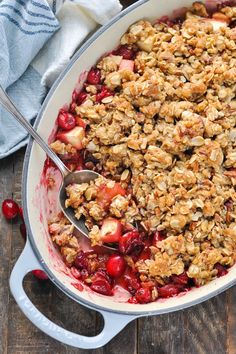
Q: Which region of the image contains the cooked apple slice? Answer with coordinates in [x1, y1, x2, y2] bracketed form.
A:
[57, 126, 85, 150]
[203, 17, 228, 31]
[119, 59, 134, 72]
[100, 218, 122, 243]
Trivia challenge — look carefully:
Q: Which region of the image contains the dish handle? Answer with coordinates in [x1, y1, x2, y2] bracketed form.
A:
[9, 240, 137, 349]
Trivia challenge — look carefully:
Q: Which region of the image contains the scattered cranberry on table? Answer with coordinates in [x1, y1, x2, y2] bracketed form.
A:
[2, 199, 49, 281]
[2, 199, 20, 220]
[32, 270, 49, 280]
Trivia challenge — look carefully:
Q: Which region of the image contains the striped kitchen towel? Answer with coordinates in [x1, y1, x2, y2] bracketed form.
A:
[0, 0, 122, 159]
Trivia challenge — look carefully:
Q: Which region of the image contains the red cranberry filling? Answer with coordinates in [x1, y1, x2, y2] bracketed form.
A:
[106, 254, 126, 278]
[57, 110, 76, 131]
[171, 272, 189, 286]
[135, 287, 152, 304]
[113, 45, 136, 60]
[214, 263, 228, 277]
[96, 86, 114, 103]
[90, 270, 113, 296]
[122, 270, 141, 295]
[87, 68, 101, 85]
[158, 284, 183, 298]
[76, 91, 88, 105]
[119, 231, 144, 255]
[74, 251, 89, 270]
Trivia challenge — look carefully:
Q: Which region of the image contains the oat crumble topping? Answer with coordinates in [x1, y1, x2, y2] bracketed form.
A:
[48, 2, 236, 302]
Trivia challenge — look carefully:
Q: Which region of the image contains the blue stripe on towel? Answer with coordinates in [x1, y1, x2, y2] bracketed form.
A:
[31, 0, 51, 11]
[15, 0, 56, 21]
[52, 0, 57, 14]
[0, 4, 59, 28]
[0, 12, 56, 35]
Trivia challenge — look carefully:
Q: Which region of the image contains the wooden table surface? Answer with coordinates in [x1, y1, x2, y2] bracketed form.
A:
[1, 1, 236, 353]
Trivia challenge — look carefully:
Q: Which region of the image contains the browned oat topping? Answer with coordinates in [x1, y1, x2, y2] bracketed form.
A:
[49, 3, 236, 300]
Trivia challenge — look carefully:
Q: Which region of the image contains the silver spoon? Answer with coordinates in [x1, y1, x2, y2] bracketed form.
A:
[0, 85, 115, 250]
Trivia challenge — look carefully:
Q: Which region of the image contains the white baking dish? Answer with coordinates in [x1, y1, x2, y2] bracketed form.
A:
[9, 0, 236, 349]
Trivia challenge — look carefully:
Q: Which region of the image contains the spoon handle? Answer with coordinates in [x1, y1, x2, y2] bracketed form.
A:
[0, 85, 69, 177]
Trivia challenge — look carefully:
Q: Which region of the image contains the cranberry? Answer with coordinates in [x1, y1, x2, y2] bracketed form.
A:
[106, 255, 126, 278]
[57, 111, 76, 131]
[91, 270, 113, 296]
[119, 231, 144, 255]
[135, 287, 152, 304]
[32, 270, 48, 280]
[77, 91, 88, 105]
[215, 263, 228, 277]
[74, 251, 88, 270]
[113, 45, 136, 60]
[96, 86, 114, 103]
[91, 278, 113, 296]
[20, 223, 26, 240]
[87, 68, 101, 85]
[2, 199, 19, 220]
[158, 284, 182, 298]
[128, 296, 138, 304]
[123, 271, 141, 295]
[171, 272, 189, 286]
[93, 269, 112, 283]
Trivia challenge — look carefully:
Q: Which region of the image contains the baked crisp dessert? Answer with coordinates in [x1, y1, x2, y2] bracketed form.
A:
[48, 2, 236, 303]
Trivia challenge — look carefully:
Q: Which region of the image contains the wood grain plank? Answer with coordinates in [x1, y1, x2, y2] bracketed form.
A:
[92, 317, 137, 354]
[0, 155, 15, 354]
[138, 310, 184, 354]
[1, 2, 232, 354]
[138, 292, 227, 354]
[227, 287, 236, 354]
[6, 150, 59, 354]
